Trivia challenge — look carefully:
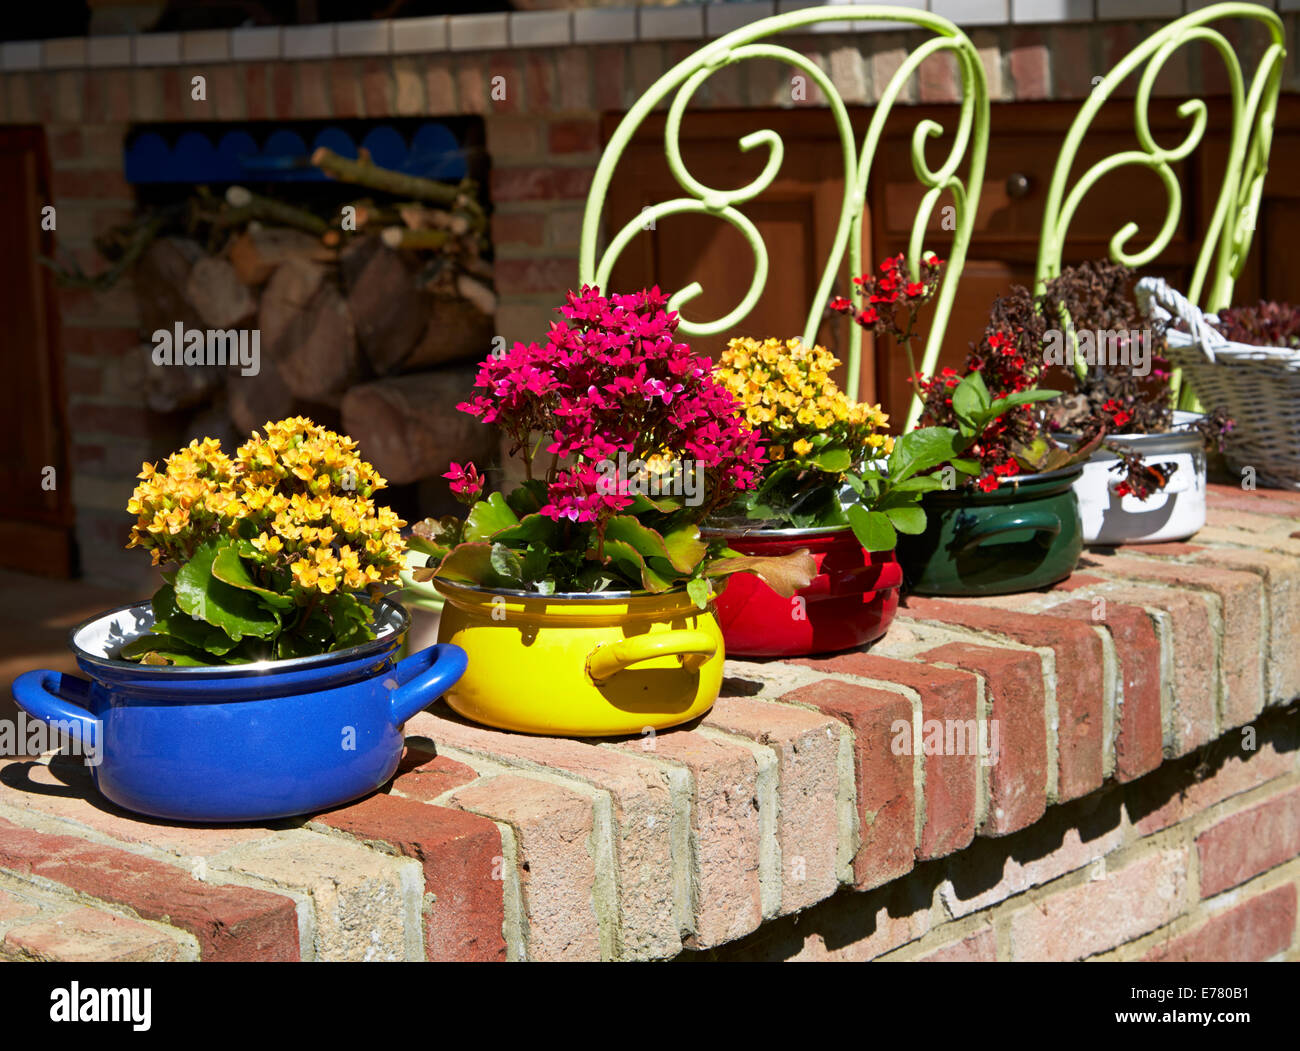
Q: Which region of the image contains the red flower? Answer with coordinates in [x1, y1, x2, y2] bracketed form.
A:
[976, 474, 1000, 493]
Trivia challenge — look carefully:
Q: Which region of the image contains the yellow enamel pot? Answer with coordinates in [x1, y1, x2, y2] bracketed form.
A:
[432, 579, 725, 737]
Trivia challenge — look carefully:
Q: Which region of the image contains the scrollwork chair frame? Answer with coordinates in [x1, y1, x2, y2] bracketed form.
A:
[578, 5, 990, 428]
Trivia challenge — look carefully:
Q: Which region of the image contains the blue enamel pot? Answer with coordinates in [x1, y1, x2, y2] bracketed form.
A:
[10, 599, 467, 824]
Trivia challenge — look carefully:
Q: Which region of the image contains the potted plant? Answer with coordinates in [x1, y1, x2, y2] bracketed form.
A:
[891, 280, 1087, 595]
[1041, 261, 1233, 545]
[409, 286, 815, 737]
[11, 418, 467, 823]
[1139, 277, 1293, 490]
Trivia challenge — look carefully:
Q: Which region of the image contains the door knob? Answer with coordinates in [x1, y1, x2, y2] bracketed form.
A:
[1006, 172, 1032, 199]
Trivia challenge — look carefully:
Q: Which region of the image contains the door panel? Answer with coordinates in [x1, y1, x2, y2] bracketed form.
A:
[0, 127, 72, 577]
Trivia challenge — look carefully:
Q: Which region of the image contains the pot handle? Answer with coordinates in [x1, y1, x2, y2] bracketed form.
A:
[956, 510, 1061, 555]
[587, 631, 717, 685]
[11, 670, 100, 743]
[389, 644, 468, 725]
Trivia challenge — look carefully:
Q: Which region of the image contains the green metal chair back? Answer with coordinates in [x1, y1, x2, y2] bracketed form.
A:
[1035, 3, 1285, 314]
[578, 5, 990, 428]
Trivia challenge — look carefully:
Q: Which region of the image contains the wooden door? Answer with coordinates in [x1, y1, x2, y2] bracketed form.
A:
[0, 127, 73, 577]
[599, 110, 876, 398]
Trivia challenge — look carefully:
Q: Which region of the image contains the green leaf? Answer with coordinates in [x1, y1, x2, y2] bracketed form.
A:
[120, 633, 208, 663]
[409, 515, 462, 557]
[489, 543, 524, 585]
[149, 584, 239, 656]
[595, 538, 646, 584]
[887, 427, 964, 484]
[986, 388, 1061, 420]
[891, 475, 948, 493]
[884, 505, 927, 535]
[686, 577, 713, 609]
[433, 542, 496, 585]
[211, 544, 294, 609]
[952, 371, 990, 427]
[807, 446, 852, 473]
[661, 525, 708, 575]
[505, 479, 548, 517]
[464, 492, 520, 542]
[174, 541, 280, 643]
[491, 513, 558, 546]
[847, 505, 898, 552]
[842, 473, 866, 495]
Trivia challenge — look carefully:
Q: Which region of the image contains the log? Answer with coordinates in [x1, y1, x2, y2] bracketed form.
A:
[274, 279, 363, 406]
[132, 237, 205, 336]
[223, 186, 328, 235]
[402, 295, 497, 371]
[455, 273, 498, 317]
[340, 236, 428, 374]
[227, 361, 295, 436]
[311, 147, 484, 229]
[258, 256, 327, 357]
[185, 255, 256, 329]
[227, 227, 331, 286]
[341, 367, 497, 485]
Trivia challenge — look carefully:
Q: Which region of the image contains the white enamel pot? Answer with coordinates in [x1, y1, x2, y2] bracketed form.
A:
[1070, 410, 1207, 546]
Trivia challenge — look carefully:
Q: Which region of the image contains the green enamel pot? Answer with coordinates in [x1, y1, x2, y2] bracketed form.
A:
[897, 465, 1084, 596]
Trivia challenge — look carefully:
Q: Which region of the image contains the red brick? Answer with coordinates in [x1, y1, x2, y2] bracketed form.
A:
[492, 211, 546, 249]
[425, 57, 455, 112]
[313, 793, 506, 962]
[485, 52, 520, 114]
[209, 65, 242, 122]
[393, 751, 479, 802]
[917, 927, 997, 962]
[272, 62, 295, 118]
[802, 653, 978, 860]
[361, 57, 392, 117]
[1196, 786, 1300, 898]
[0, 817, 299, 961]
[0, 888, 40, 925]
[613, 730, 763, 948]
[49, 128, 83, 163]
[51, 168, 133, 201]
[448, 774, 600, 960]
[1145, 883, 1296, 962]
[921, 642, 1048, 836]
[64, 363, 103, 397]
[1188, 547, 1300, 707]
[593, 46, 626, 111]
[521, 53, 555, 113]
[490, 165, 593, 203]
[1101, 22, 1139, 100]
[904, 598, 1103, 802]
[64, 326, 139, 359]
[1008, 848, 1188, 960]
[783, 679, 914, 889]
[555, 48, 592, 111]
[1080, 554, 1265, 728]
[918, 50, 958, 103]
[1116, 541, 1206, 558]
[70, 405, 157, 438]
[3, 906, 186, 962]
[1052, 600, 1163, 783]
[1009, 31, 1050, 100]
[495, 256, 580, 295]
[1130, 726, 1296, 837]
[1051, 573, 1107, 592]
[244, 64, 270, 121]
[1206, 482, 1300, 517]
[297, 60, 332, 118]
[548, 119, 600, 155]
[703, 696, 843, 911]
[1051, 26, 1095, 99]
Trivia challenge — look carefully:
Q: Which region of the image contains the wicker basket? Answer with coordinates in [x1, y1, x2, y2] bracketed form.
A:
[1136, 277, 1300, 491]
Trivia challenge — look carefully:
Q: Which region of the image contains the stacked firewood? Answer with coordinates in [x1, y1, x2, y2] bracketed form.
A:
[90, 149, 500, 486]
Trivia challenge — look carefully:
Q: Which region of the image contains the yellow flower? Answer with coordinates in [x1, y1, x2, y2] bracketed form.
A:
[792, 438, 813, 457]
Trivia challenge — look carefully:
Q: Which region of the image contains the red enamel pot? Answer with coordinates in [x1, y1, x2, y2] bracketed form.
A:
[704, 525, 903, 658]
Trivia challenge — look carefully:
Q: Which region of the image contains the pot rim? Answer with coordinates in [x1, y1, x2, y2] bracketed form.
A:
[699, 522, 853, 539]
[1054, 409, 1205, 444]
[68, 597, 410, 676]
[431, 577, 698, 603]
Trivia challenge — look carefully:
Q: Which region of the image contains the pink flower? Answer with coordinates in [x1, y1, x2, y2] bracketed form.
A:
[444, 462, 483, 504]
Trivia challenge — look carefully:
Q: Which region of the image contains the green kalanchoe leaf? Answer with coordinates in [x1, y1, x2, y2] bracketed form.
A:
[686, 577, 713, 610]
[847, 505, 897, 552]
[211, 544, 294, 609]
[884, 505, 927, 535]
[173, 541, 280, 643]
[464, 492, 520, 542]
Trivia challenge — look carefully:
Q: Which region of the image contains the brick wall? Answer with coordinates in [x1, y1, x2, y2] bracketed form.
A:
[1, 483, 1298, 961]
[3, 14, 1294, 584]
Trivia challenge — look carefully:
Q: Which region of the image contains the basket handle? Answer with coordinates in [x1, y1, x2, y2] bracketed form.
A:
[1135, 276, 1226, 364]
